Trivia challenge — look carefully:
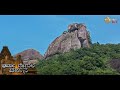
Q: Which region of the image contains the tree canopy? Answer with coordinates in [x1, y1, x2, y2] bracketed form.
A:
[36, 43, 120, 75]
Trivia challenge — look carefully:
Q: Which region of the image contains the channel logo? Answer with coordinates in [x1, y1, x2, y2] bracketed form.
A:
[104, 17, 118, 24]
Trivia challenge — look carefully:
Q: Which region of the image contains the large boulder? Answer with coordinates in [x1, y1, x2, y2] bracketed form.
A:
[44, 23, 90, 58]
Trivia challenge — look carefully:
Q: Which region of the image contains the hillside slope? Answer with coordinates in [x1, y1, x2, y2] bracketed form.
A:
[37, 43, 120, 75]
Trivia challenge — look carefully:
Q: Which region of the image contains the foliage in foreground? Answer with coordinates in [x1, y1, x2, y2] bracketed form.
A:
[36, 43, 120, 75]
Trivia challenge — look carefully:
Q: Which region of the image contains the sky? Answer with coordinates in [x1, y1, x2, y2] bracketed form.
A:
[0, 15, 119, 55]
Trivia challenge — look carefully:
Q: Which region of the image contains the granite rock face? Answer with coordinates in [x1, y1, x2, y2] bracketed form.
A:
[44, 23, 90, 58]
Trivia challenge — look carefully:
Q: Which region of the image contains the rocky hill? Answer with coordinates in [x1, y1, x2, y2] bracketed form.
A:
[14, 49, 44, 61]
[44, 23, 91, 58]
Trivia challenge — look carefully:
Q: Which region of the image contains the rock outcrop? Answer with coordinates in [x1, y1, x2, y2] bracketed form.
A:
[109, 59, 120, 72]
[44, 23, 90, 58]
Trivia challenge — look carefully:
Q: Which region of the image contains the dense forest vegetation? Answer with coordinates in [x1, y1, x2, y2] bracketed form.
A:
[36, 43, 120, 75]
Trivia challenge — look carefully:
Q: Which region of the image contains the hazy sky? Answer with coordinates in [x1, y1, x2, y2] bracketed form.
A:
[0, 15, 119, 55]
